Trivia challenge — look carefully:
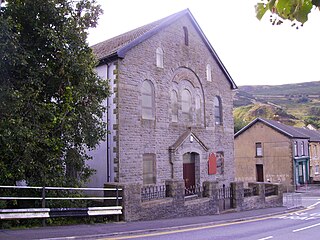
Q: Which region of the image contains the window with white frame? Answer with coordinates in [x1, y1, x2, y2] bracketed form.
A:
[315, 165, 320, 174]
[206, 64, 212, 82]
[143, 153, 156, 184]
[141, 80, 155, 120]
[294, 141, 298, 156]
[156, 47, 163, 68]
[301, 142, 305, 156]
[214, 96, 222, 125]
[256, 142, 263, 157]
[171, 90, 178, 122]
[314, 145, 318, 158]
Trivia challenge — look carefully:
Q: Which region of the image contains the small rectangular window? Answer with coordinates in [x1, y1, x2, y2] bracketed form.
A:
[315, 165, 319, 174]
[256, 142, 263, 157]
[301, 142, 305, 156]
[143, 154, 156, 185]
[294, 141, 298, 156]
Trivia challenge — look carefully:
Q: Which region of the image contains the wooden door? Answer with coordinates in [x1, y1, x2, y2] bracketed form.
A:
[256, 164, 264, 182]
[183, 162, 195, 189]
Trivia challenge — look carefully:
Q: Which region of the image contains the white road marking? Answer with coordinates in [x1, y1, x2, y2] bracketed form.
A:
[258, 236, 273, 240]
[307, 201, 320, 209]
[293, 222, 320, 232]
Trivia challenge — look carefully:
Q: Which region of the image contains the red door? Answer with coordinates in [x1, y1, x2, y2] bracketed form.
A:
[183, 162, 195, 189]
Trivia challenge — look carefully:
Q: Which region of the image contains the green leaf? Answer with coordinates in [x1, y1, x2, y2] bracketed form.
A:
[276, 0, 293, 18]
[256, 3, 268, 20]
[295, 0, 313, 23]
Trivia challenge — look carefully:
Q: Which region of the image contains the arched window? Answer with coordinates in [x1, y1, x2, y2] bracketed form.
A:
[182, 89, 191, 119]
[195, 95, 201, 124]
[156, 47, 163, 68]
[141, 80, 155, 119]
[206, 64, 212, 82]
[214, 96, 222, 125]
[183, 26, 189, 46]
[171, 90, 178, 122]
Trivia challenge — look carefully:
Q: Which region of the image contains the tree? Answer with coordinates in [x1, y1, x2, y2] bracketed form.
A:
[256, 0, 320, 27]
[0, 0, 109, 187]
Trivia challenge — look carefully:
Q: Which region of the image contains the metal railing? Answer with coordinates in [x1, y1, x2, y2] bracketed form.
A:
[0, 185, 122, 220]
[141, 185, 166, 202]
[265, 184, 277, 197]
[244, 186, 258, 197]
[185, 184, 203, 197]
[283, 192, 302, 209]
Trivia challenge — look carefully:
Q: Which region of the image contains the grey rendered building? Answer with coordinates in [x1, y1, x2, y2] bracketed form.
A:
[88, 9, 237, 190]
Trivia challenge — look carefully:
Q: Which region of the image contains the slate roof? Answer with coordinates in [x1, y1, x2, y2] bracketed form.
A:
[296, 128, 320, 142]
[235, 118, 310, 139]
[91, 9, 237, 89]
[169, 128, 208, 152]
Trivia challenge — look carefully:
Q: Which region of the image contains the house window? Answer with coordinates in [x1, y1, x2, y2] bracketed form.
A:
[314, 145, 318, 158]
[143, 153, 156, 184]
[294, 141, 298, 156]
[141, 80, 155, 120]
[195, 95, 201, 124]
[301, 142, 305, 156]
[181, 89, 191, 119]
[171, 90, 178, 122]
[206, 64, 212, 82]
[156, 47, 163, 68]
[214, 96, 222, 125]
[183, 26, 189, 46]
[256, 142, 263, 157]
[315, 165, 320, 174]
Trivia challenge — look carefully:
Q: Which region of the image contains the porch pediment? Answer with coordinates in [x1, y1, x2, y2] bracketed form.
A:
[169, 128, 208, 152]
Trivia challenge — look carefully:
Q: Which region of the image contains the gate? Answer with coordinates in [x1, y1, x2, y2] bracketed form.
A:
[218, 184, 233, 211]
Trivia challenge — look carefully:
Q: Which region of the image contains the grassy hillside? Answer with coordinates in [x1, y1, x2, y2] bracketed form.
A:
[239, 81, 320, 96]
[233, 81, 320, 132]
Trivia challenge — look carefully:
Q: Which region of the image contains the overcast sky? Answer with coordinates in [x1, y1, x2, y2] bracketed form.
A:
[88, 0, 320, 86]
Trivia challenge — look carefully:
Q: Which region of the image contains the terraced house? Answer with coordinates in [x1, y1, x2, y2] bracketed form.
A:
[87, 9, 237, 191]
[235, 118, 320, 191]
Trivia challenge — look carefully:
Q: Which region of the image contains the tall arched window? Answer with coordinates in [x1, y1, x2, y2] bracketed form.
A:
[195, 95, 201, 124]
[156, 47, 163, 68]
[171, 90, 178, 122]
[206, 64, 212, 82]
[214, 96, 222, 125]
[141, 80, 155, 119]
[182, 89, 191, 120]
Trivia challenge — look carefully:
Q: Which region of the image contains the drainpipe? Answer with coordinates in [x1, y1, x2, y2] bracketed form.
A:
[169, 147, 174, 179]
[106, 63, 110, 182]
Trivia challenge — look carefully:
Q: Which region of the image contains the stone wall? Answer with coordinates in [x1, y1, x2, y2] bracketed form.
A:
[105, 180, 283, 222]
[115, 15, 235, 185]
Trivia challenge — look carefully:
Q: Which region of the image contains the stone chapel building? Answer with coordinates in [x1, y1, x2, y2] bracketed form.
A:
[88, 9, 237, 190]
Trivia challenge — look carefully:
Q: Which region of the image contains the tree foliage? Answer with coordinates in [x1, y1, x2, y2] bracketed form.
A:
[255, 0, 320, 27]
[0, 0, 109, 187]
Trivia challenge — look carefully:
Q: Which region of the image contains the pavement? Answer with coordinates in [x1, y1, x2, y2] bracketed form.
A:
[1, 186, 320, 240]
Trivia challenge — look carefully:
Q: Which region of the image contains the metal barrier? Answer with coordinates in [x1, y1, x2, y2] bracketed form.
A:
[141, 185, 166, 202]
[0, 185, 122, 220]
[244, 186, 258, 197]
[265, 184, 277, 197]
[218, 184, 234, 211]
[283, 192, 302, 209]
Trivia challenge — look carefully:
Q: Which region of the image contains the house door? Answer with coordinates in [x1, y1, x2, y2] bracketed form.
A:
[183, 153, 196, 190]
[298, 162, 305, 184]
[256, 164, 264, 182]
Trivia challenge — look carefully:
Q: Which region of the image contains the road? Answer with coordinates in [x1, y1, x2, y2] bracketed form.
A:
[101, 197, 320, 240]
[1, 196, 320, 240]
